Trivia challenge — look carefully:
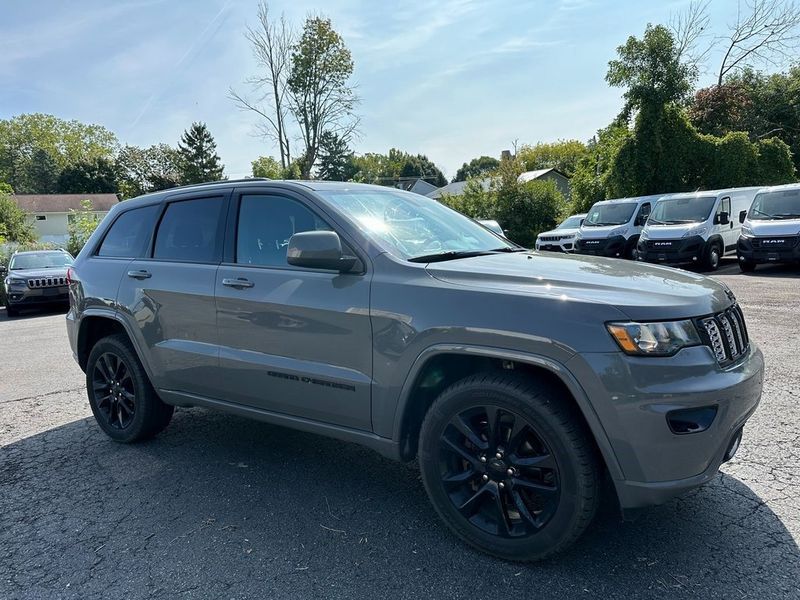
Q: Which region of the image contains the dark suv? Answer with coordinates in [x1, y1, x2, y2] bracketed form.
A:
[3, 249, 73, 316]
[66, 180, 764, 561]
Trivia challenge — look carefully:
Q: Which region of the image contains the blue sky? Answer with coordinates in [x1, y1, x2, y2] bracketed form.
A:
[1, 0, 739, 179]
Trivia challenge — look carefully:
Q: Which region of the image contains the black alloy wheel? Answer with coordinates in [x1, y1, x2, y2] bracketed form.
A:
[91, 352, 136, 430]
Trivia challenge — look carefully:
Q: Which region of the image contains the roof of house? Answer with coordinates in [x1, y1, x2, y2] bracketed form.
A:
[517, 168, 569, 183]
[426, 178, 492, 199]
[406, 179, 438, 196]
[12, 194, 119, 213]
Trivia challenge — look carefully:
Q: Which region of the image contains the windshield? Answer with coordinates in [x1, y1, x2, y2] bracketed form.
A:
[556, 215, 584, 229]
[9, 252, 73, 270]
[584, 203, 637, 226]
[316, 189, 515, 260]
[748, 189, 800, 220]
[650, 196, 715, 224]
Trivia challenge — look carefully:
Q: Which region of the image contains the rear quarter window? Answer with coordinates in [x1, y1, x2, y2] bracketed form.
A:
[97, 204, 160, 258]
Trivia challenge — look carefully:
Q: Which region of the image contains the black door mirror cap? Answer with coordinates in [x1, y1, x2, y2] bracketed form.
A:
[287, 231, 358, 272]
[739, 210, 747, 224]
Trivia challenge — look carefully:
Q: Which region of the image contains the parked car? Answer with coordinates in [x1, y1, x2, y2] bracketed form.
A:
[573, 196, 660, 259]
[478, 219, 505, 237]
[535, 213, 586, 252]
[737, 183, 800, 272]
[66, 180, 763, 561]
[2, 249, 73, 317]
[638, 187, 760, 271]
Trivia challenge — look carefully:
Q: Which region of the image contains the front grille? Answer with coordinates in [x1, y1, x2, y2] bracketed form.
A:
[696, 304, 749, 365]
[27, 276, 67, 289]
[750, 236, 799, 250]
[539, 235, 568, 242]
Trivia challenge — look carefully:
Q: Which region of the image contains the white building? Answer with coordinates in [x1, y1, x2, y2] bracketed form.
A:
[12, 194, 119, 245]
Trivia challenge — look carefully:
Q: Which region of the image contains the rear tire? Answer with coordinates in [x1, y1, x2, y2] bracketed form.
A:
[703, 242, 722, 271]
[86, 334, 174, 443]
[418, 372, 599, 562]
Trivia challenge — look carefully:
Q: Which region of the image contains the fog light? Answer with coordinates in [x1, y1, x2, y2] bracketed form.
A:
[667, 405, 718, 434]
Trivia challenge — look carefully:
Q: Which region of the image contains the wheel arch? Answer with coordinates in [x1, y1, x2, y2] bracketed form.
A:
[391, 344, 624, 483]
[76, 310, 152, 379]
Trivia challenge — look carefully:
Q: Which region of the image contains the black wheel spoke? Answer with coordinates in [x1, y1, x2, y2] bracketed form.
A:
[441, 436, 479, 467]
[512, 478, 558, 495]
[442, 469, 477, 485]
[511, 490, 539, 530]
[505, 417, 529, 453]
[450, 415, 488, 451]
[492, 489, 512, 536]
[484, 405, 501, 448]
[457, 484, 489, 517]
[511, 453, 556, 470]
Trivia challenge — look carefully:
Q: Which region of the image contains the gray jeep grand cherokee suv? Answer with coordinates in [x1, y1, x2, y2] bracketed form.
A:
[66, 180, 763, 561]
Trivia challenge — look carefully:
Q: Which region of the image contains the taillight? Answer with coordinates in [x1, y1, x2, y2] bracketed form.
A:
[66, 267, 73, 285]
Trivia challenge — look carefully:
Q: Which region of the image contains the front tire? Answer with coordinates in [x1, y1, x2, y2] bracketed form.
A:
[704, 242, 722, 271]
[418, 372, 599, 561]
[738, 257, 757, 272]
[86, 334, 174, 443]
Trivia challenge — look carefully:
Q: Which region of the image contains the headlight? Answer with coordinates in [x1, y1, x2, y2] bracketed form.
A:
[607, 320, 701, 356]
[574, 231, 583, 241]
[741, 226, 754, 237]
[683, 227, 707, 238]
[640, 229, 649, 241]
[4, 276, 26, 286]
[609, 226, 628, 237]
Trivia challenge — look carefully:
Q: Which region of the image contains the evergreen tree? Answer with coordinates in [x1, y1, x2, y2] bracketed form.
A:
[177, 122, 225, 184]
[20, 148, 60, 193]
[316, 132, 355, 181]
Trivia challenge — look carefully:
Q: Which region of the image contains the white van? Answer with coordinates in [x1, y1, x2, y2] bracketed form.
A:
[535, 213, 586, 252]
[573, 195, 661, 259]
[737, 183, 800, 272]
[637, 187, 760, 271]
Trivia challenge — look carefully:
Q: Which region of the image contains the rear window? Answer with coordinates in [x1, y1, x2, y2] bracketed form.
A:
[153, 197, 224, 263]
[97, 205, 160, 258]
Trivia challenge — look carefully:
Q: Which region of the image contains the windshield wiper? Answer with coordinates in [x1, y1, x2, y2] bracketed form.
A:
[774, 214, 800, 219]
[408, 250, 503, 263]
[647, 218, 667, 225]
[489, 247, 526, 253]
[752, 208, 775, 218]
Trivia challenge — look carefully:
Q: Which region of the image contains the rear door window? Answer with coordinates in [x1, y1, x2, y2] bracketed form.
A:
[97, 204, 160, 258]
[153, 197, 225, 263]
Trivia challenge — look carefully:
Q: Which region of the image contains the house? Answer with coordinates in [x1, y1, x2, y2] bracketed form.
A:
[395, 177, 439, 196]
[427, 167, 571, 200]
[517, 168, 571, 198]
[12, 194, 119, 245]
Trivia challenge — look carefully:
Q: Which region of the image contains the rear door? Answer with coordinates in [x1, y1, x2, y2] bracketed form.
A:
[115, 191, 230, 396]
[215, 188, 372, 431]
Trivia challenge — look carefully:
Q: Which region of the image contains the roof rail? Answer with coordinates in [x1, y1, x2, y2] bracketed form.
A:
[155, 177, 273, 194]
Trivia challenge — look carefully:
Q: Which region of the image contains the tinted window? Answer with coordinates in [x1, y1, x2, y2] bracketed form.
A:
[153, 198, 223, 263]
[237, 195, 331, 267]
[97, 205, 160, 258]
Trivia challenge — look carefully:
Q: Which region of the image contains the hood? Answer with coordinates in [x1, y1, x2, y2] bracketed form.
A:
[426, 251, 733, 321]
[644, 223, 706, 240]
[538, 227, 580, 238]
[578, 224, 629, 239]
[8, 267, 69, 280]
[746, 218, 800, 237]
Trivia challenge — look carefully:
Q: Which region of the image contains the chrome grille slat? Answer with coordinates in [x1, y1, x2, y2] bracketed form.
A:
[697, 303, 750, 365]
[27, 276, 66, 289]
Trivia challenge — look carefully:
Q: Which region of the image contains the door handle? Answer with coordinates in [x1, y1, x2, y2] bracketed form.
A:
[222, 277, 254, 289]
[127, 270, 151, 280]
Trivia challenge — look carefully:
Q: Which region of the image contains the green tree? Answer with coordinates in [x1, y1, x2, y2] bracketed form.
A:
[571, 125, 631, 212]
[287, 16, 360, 178]
[757, 137, 797, 184]
[177, 122, 225, 184]
[66, 199, 102, 256]
[606, 24, 696, 117]
[0, 185, 36, 244]
[116, 144, 182, 199]
[452, 156, 500, 182]
[352, 148, 446, 187]
[18, 148, 60, 194]
[316, 131, 356, 181]
[0, 113, 117, 192]
[251, 156, 284, 179]
[517, 140, 588, 177]
[57, 157, 117, 193]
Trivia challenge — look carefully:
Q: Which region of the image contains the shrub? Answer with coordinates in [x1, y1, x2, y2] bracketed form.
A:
[67, 199, 102, 256]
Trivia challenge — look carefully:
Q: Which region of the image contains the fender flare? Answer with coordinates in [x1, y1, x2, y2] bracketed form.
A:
[390, 343, 624, 481]
[77, 308, 156, 382]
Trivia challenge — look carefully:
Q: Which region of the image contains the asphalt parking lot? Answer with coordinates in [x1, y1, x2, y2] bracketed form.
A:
[1, 259, 799, 599]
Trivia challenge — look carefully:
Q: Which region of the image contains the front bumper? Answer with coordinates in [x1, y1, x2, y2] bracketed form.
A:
[737, 235, 800, 264]
[568, 342, 764, 510]
[574, 234, 627, 257]
[535, 240, 574, 253]
[637, 235, 705, 266]
[5, 285, 69, 307]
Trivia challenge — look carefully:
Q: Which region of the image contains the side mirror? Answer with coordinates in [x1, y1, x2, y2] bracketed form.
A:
[739, 210, 747, 224]
[287, 231, 357, 272]
[715, 211, 729, 225]
[579, 219, 585, 227]
[0, 265, 6, 277]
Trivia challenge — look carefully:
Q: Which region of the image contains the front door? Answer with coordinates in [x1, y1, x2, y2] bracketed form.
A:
[717, 196, 737, 251]
[215, 190, 372, 431]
